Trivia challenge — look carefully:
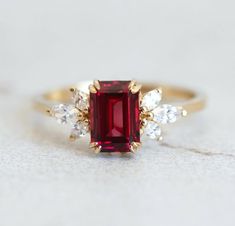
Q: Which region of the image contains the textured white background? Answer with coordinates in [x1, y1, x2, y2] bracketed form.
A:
[0, 1, 235, 226]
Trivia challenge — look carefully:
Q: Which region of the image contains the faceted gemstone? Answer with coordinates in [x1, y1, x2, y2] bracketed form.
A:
[145, 121, 161, 139]
[90, 81, 140, 152]
[141, 89, 162, 111]
[73, 89, 89, 111]
[71, 122, 89, 138]
[52, 104, 79, 125]
[153, 104, 182, 124]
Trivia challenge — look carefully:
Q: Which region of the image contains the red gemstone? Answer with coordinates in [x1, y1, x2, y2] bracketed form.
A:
[90, 81, 140, 152]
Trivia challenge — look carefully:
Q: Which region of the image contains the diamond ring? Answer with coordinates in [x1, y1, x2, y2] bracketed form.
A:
[34, 80, 205, 153]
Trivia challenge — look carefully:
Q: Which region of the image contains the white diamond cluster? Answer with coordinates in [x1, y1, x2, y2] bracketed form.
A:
[51, 89, 89, 139]
[141, 89, 186, 140]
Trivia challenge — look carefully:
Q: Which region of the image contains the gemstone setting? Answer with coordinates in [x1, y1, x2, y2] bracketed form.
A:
[153, 104, 183, 124]
[90, 81, 140, 152]
[141, 89, 162, 111]
[145, 121, 162, 139]
[52, 104, 79, 125]
[71, 121, 89, 139]
[73, 89, 89, 111]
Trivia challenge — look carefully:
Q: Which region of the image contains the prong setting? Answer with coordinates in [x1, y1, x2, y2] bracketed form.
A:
[69, 134, 77, 142]
[182, 109, 188, 117]
[89, 84, 97, 93]
[157, 88, 162, 95]
[94, 80, 101, 90]
[89, 80, 101, 94]
[70, 87, 75, 93]
[46, 109, 52, 116]
[129, 80, 142, 94]
[90, 142, 102, 154]
[140, 118, 148, 129]
[130, 142, 141, 153]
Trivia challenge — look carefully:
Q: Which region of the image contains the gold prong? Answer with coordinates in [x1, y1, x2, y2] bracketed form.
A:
[140, 128, 144, 135]
[128, 80, 136, 89]
[140, 119, 148, 128]
[70, 87, 75, 92]
[90, 142, 102, 153]
[130, 142, 141, 153]
[146, 111, 154, 121]
[89, 84, 97, 93]
[182, 109, 188, 117]
[177, 107, 187, 117]
[129, 80, 142, 94]
[94, 80, 101, 90]
[77, 113, 84, 122]
[46, 109, 52, 116]
[157, 88, 162, 95]
[94, 146, 101, 154]
[140, 108, 153, 122]
[140, 106, 148, 113]
[129, 83, 142, 94]
[139, 91, 143, 102]
[134, 142, 141, 148]
[133, 84, 142, 94]
[130, 146, 136, 153]
[89, 142, 97, 148]
[69, 134, 76, 142]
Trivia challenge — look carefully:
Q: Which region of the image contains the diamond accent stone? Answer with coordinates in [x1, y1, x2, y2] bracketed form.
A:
[52, 104, 79, 125]
[141, 89, 162, 111]
[153, 104, 182, 124]
[71, 122, 89, 138]
[73, 89, 89, 111]
[66, 105, 80, 124]
[145, 121, 161, 139]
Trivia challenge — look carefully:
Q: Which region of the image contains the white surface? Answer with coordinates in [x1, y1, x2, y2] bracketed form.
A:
[0, 1, 235, 226]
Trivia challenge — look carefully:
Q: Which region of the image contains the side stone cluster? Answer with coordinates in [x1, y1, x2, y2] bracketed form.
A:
[140, 89, 187, 140]
[51, 89, 90, 140]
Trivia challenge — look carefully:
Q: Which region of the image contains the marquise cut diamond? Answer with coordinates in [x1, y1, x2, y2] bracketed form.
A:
[153, 104, 182, 124]
[141, 89, 162, 111]
[145, 121, 161, 139]
[52, 104, 79, 125]
[71, 122, 89, 138]
[73, 90, 89, 111]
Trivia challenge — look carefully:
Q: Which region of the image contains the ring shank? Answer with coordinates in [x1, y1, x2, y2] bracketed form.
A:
[33, 81, 206, 115]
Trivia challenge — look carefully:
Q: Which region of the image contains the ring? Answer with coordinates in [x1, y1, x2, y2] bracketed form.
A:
[33, 80, 206, 153]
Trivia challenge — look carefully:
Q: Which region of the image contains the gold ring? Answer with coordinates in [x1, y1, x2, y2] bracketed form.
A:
[33, 80, 206, 154]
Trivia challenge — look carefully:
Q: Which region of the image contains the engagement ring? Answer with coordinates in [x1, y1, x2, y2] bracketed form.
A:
[34, 80, 205, 153]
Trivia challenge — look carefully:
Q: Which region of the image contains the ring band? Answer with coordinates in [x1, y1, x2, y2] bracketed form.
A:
[33, 80, 206, 153]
